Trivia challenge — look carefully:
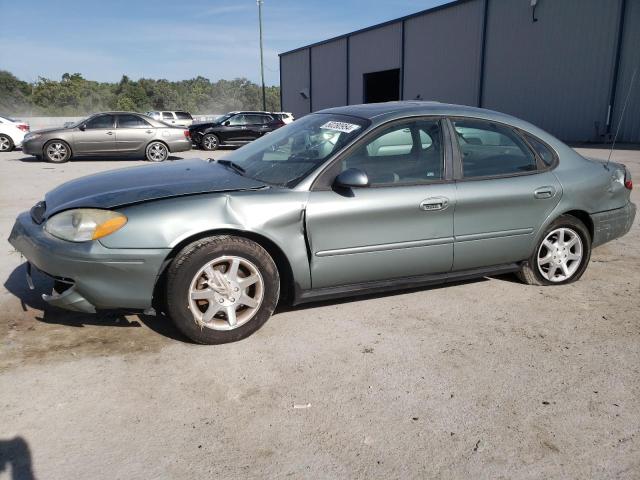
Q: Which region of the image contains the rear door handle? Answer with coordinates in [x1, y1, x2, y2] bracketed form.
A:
[534, 186, 556, 199]
[420, 197, 449, 211]
[146, 130, 153, 134]
[106, 131, 114, 135]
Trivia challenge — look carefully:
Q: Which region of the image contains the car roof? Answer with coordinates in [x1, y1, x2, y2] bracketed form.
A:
[317, 101, 521, 124]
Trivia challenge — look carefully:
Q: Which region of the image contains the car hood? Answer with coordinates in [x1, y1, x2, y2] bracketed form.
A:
[43, 159, 267, 218]
[31, 127, 69, 135]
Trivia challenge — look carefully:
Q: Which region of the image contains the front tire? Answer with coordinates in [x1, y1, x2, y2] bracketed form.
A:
[0, 134, 14, 152]
[518, 215, 591, 286]
[165, 236, 280, 344]
[146, 141, 169, 162]
[201, 133, 219, 151]
[43, 140, 71, 163]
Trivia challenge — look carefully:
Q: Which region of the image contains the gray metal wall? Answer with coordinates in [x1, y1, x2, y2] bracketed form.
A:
[310, 39, 348, 111]
[280, 49, 310, 119]
[482, 0, 622, 142]
[348, 22, 402, 104]
[280, 0, 639, 143]
[403, 0, 484, 105]
[612, 0, 640, 143]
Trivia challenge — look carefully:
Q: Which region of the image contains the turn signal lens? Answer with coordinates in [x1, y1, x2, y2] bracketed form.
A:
[625, 179, 633, 190]
[92, 215, 128, 240]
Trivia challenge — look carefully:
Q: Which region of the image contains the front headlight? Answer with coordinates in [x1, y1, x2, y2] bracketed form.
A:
[24, 133, 41, 141]
[45, 209, 127, 242]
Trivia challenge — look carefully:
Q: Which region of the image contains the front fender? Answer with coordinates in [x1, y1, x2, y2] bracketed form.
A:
[99, 191, 312, 290]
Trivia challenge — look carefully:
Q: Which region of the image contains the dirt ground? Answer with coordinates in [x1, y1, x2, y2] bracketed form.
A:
[0, 147, 638, 479]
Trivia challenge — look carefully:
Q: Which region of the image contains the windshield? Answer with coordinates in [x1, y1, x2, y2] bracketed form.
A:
[222, 113, 370, 187]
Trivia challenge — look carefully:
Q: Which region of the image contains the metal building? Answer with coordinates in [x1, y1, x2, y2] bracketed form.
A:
[279, 0, 640, 143]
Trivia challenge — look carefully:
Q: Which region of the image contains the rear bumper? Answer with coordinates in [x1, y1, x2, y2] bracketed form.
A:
[169, 138, 192, 153]
[592, 202, 636, 247]
[8, 212, 170, 312]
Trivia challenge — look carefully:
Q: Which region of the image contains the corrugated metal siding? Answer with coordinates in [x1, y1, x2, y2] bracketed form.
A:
[613, 0, 640, 143]
[482, 0, 621, 142]
[281, 49, 311, 118]
[403, 0, 484, 105]
[310, 39, 348, 111]
[348, 22, 403, 104]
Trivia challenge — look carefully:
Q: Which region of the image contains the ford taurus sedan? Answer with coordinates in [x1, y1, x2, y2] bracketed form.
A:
[9, 102, 636, 344]
[21, 112, 192, 163]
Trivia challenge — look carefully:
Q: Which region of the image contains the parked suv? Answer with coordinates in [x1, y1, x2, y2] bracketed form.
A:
[189, 111, 285, 151]
[145, 111, 193, 127]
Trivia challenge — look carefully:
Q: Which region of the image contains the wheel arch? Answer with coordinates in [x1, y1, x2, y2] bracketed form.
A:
[561, 210, 594, 240]
[152, 228, 295, 312]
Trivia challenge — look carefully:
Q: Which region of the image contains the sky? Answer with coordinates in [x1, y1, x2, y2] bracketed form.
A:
[0, 0, 451, 86]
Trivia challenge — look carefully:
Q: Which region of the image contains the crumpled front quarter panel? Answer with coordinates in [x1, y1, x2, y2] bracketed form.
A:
[99, 190, 312, 290]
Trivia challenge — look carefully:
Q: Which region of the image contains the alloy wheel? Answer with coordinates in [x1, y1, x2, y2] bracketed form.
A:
[0, 136, 10, 151]
[46, 142, 68, 161]
[203, 135, 218, 150]
[148, 143, 168, 161]
[537, 227, 583, 282]
[187, 255, 264, 330]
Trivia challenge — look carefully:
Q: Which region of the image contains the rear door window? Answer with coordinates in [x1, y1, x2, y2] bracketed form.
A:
[175, 112, 192, 120]
[452, 119, 537, 178]
[117, 114, 151, 128]
[162, 112, 175, 121]
[524, 133, 555, 166]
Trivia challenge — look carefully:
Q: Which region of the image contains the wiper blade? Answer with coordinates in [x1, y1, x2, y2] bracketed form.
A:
[217, 159, 246, 175]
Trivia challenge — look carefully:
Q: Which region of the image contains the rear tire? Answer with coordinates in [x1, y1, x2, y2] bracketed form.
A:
[146, 141, 169, 162]
[201, 133, 219, 151]
[518, 215, 591, 286]
[0, 134, 15, 152]
[165, 235, 280, 344]
[43, 140, 71, 163]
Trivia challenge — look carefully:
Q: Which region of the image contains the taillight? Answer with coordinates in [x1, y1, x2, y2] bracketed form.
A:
[184, 130, 190, 139]
[625, 169, 633, 190]
[274, 120, 285, 128]
[18, 124, 29, 132]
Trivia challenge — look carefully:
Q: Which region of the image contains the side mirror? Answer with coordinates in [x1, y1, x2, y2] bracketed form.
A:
[78, 124, 86, 131]
[223, 121, 230, 126]
[334, 168, 370, 189]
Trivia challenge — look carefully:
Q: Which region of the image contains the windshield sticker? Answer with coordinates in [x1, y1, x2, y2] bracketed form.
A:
[320, 121, 361, 134]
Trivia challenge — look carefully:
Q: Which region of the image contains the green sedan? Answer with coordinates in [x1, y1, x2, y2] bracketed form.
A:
[9, 102, 636, 344]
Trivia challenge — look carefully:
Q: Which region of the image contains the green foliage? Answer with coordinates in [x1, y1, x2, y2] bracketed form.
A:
[0, 71, 281, 115]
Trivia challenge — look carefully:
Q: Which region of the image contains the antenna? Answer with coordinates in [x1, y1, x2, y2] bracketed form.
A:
[607, 67, 638, 168]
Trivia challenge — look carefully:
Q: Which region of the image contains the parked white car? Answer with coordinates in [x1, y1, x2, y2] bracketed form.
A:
[0, 116, 28, 152]
[145, 111, 193, 127]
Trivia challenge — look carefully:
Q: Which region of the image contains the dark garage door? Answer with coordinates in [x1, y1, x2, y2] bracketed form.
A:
[363, 69, 400, 103]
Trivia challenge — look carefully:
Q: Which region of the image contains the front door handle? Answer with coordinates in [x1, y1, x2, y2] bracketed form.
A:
[534, 186, 556, 199]
[420, 197, 449, 211]
[146, 130, 153, 134]
[106, 131, 114, 135]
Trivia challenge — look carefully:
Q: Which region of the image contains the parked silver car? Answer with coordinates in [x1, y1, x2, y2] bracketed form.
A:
[21, 112, 192, 163]
[8, 102, 636, 344]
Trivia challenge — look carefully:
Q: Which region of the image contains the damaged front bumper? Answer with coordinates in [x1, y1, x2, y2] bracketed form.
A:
[9, 212, 170, 313]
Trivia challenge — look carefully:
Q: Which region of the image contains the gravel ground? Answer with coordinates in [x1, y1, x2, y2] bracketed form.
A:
[0, 147, 638, 479]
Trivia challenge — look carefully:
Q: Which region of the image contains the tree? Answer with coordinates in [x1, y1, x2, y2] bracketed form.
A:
[1, 71, 281, 116]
